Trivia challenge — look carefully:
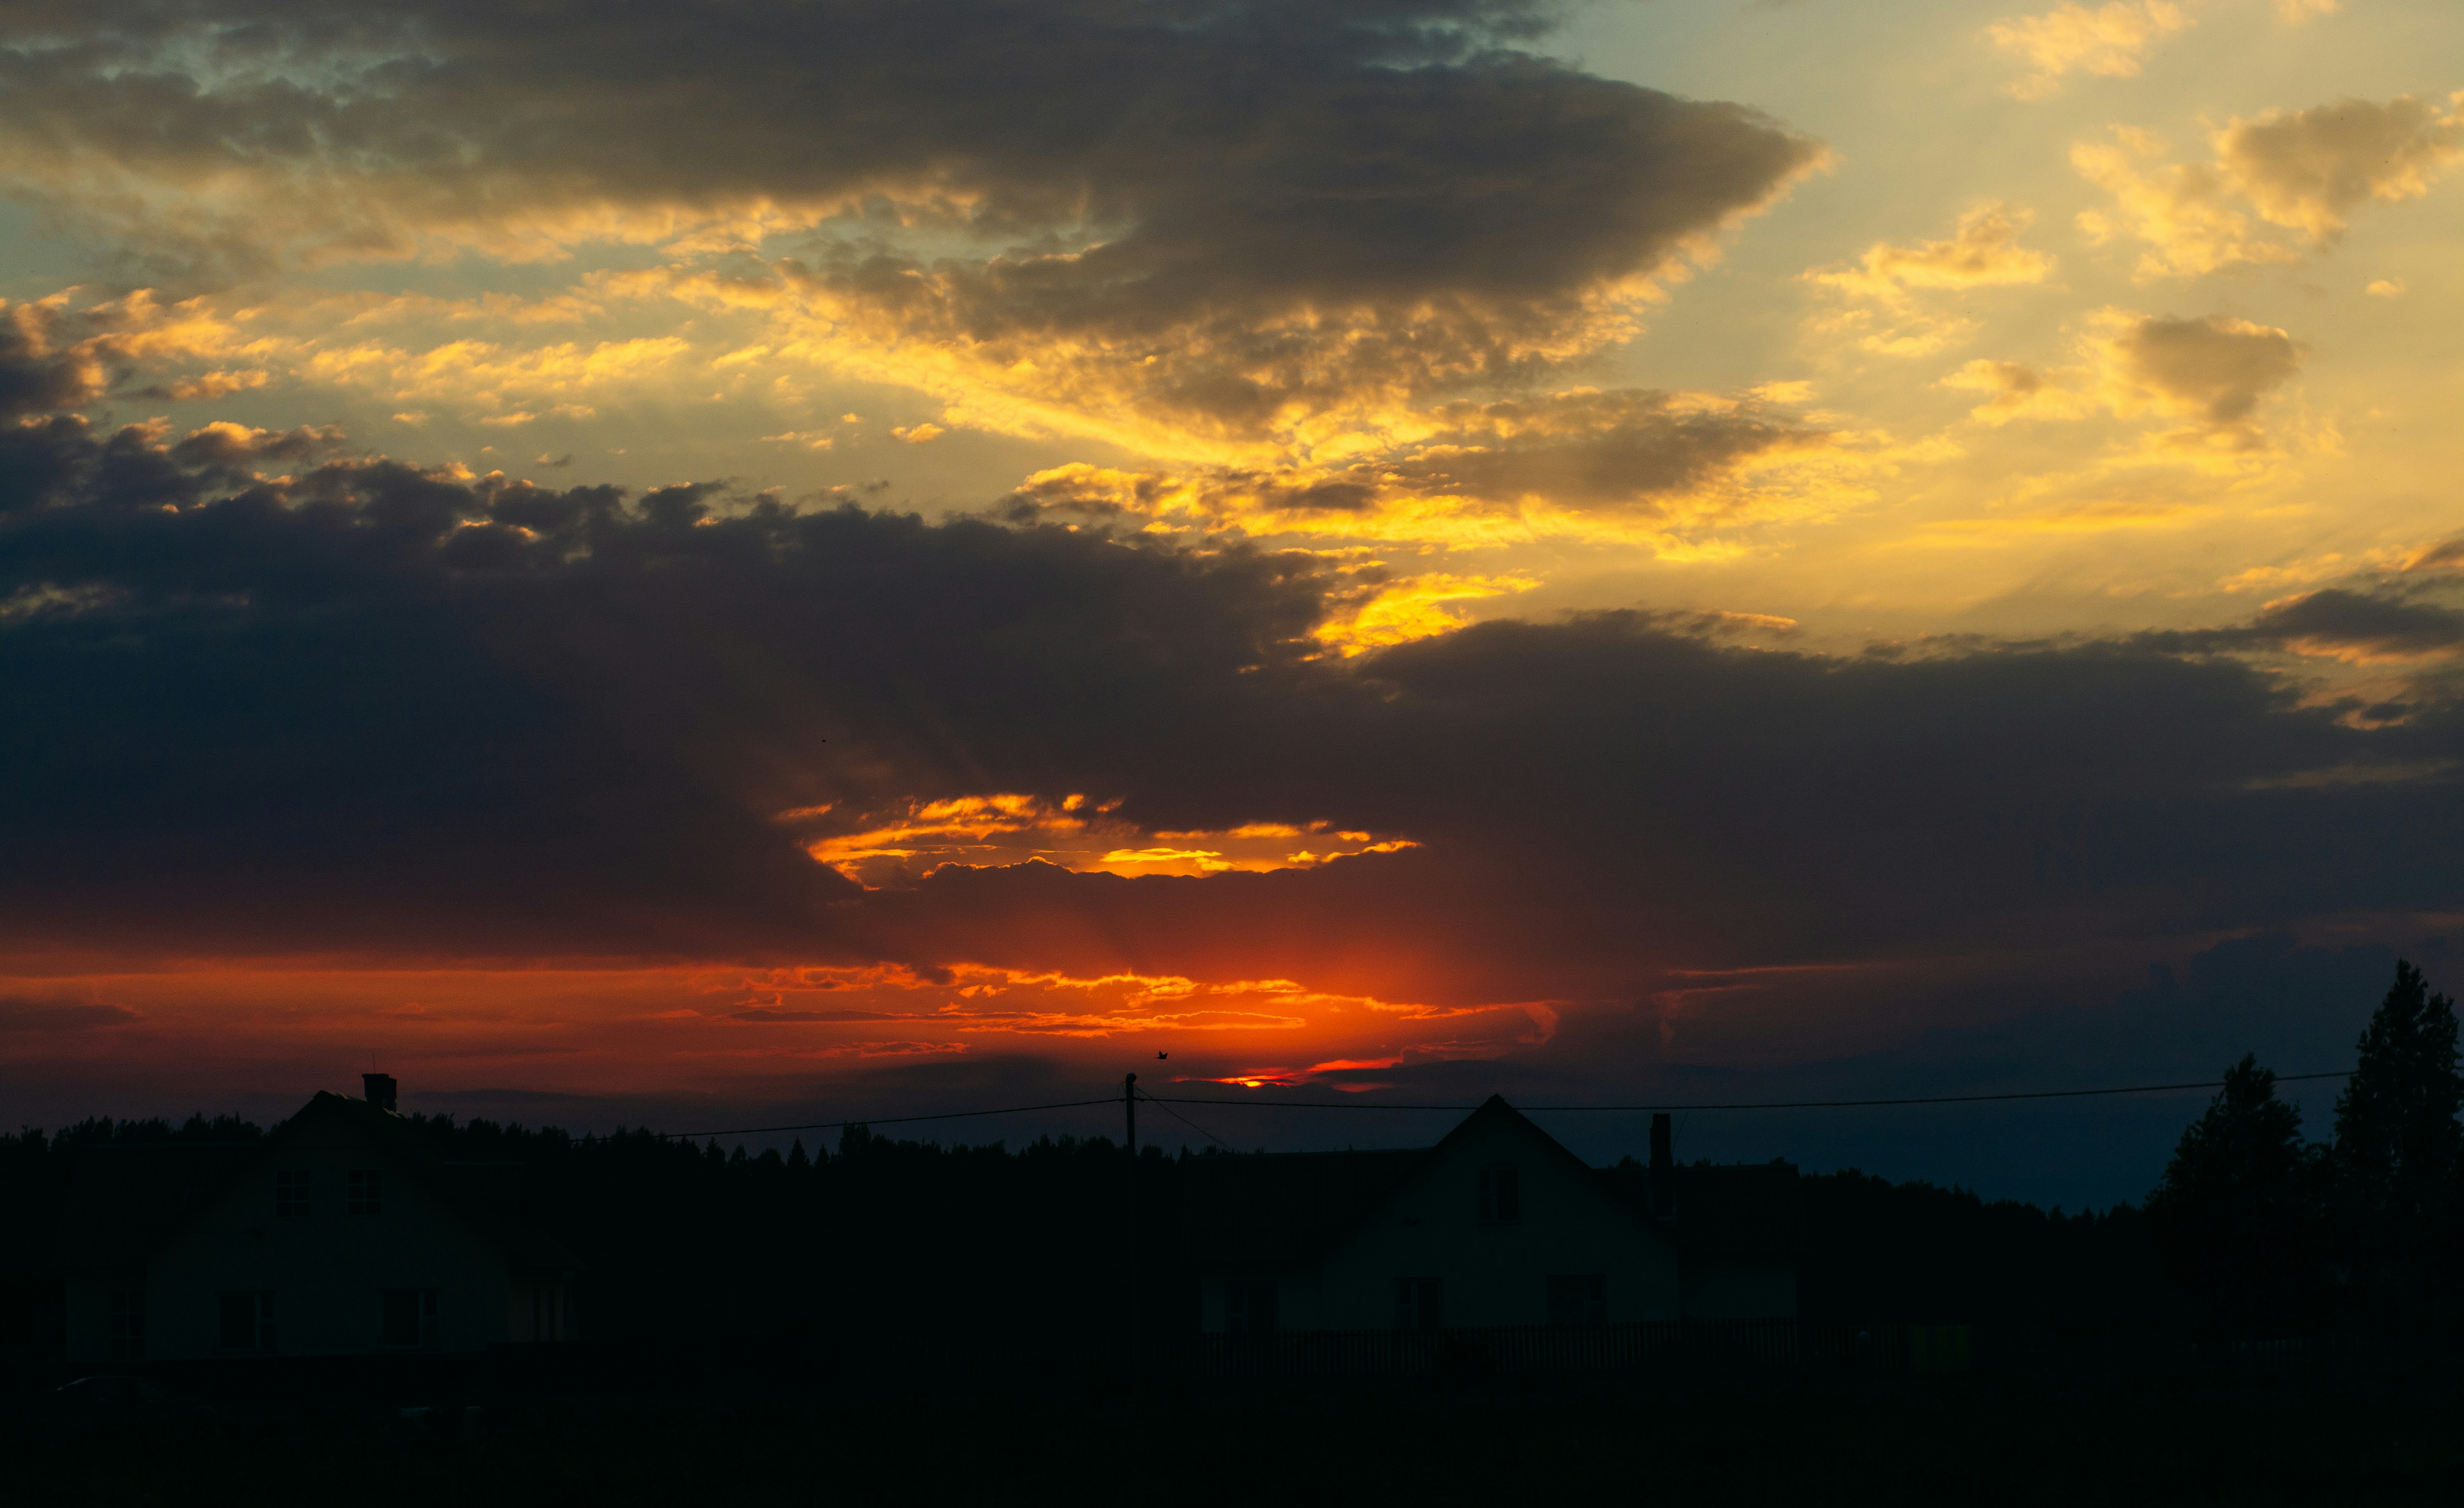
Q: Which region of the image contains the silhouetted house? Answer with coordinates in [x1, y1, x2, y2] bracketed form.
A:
[1182, 1095, 1798, 1333]
[52, 1076, 578, 1363]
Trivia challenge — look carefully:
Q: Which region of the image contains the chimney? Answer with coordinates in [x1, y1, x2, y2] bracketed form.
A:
[1649, 1112, 1673, 1218]
[362, 1073, 398, 1113]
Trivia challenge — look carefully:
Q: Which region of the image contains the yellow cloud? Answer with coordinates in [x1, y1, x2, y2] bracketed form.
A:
[995, 383, 1944, 556]
[2075, 97, 2464, 280]
[2214, 552, 2356, 594]
[1988, 2, 2196, 101]
[1803, 204, 2050, 357]
[2072, 128, 2298, 282]
[158, 368, 270, 402]
[1905, 496, 2223, 546]
[1940, 359, 2098, 424]
[2, 288, 275, 410]
[1807, 203, 2056, 302]
[306, 333, 692, 414]
[1312, 572, 1541, 656]
[1941, 310, 2306, 478]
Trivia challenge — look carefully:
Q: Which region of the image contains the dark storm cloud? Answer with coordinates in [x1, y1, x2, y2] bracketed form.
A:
[2404, 535, 2464, 574]
[857, 614, 2462, 1001]
[0, 1, 1820, 425]
[0, 1, 1817, 311]
[1001, 389, 1825, 526]
[2239, 588, 2464, 660]
[0, 416, 1332, 957]
[0, 305, 107, 418]
[5, 417, 2460, 977]
[1388, 389, 1822, 509]
[2144, 586, 2464, 664]
[166, 421, 347, 471]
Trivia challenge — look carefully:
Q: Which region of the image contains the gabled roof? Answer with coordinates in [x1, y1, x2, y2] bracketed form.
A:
[1180, 1095, 1800, 1267]
[1180, 1148, 1426, 1266]
[52, 1091, 580, 1274]
[47, 1143, 261, 1272]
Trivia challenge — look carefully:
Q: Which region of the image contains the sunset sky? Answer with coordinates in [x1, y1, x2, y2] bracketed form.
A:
[3, 0, 2457, 1204]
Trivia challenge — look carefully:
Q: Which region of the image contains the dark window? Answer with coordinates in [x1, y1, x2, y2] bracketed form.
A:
[1547, 1274, 1606, 1326]
[275, 1170, 311, 1217]
[1223, 1280, 1277, 1336]
[216, 1292, 273, 1352]
[347, 1168, 382, 1216]
[1476, 1164, 1520, 1223]
[1395, 1277, 1444, 1331]
[382, 1288, 441, 1349]
[109, 1290, 145, 1361]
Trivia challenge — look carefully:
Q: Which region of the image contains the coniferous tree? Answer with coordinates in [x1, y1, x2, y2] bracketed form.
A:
[2330, 961, 2462, 1320]
[2144, 1055, 2324, 1333]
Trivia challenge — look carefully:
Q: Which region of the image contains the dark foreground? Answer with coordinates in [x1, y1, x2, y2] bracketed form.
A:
[11, 1378, 2459, 1507]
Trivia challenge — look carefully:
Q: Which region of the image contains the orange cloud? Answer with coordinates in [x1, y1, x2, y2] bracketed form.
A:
[789, 793, 1412, 885]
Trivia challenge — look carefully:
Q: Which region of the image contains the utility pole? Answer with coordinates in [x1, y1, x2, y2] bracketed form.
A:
[1125, 1071, 1140, 1399]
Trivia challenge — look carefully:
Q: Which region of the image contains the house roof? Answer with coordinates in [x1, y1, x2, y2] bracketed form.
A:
[47, 1143, 261, 1272]
[51, 1091, 580, 1274]
[1179, 1148, 1427, 1266]
[1179, 1095, 1800, 1267]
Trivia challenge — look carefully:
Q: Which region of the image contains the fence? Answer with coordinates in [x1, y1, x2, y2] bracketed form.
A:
[1149, 1317, 1839, 1386]
[107, 1318, 2454, 1405]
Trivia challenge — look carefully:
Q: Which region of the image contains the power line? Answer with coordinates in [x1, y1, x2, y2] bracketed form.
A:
[654, 1070, 2351, 1141]
[1139, 1069, 2354, 1115]
[1136, 1088, 1234, 1152]
[659, 1095, 1121, 1141]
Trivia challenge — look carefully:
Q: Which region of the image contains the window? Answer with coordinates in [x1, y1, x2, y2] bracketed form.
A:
[346, 1168, 383, 1216]
[1395, 1277, 1444, 1332]
[1476, 1163, 1520, 1223]
[216, 1291, 274, 1352]
[275, 1170, 311, 1217]
[1547, 1274, 1606, 1327]
[1223, 1280, 1277, 1336]
[109, 1290, 145, 1361]
[383, 1288, 442, 1349]
[530, 1285, 557, 1342]
[1395, 1278, 1443, 1331]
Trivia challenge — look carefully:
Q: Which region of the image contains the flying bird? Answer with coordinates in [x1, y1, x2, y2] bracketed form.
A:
[1156, 1052, 1169, 1060]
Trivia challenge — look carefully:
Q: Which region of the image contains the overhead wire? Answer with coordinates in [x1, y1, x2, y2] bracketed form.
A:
[659, 1094, 1121, 1141]
[654, 1070, 2352, 1141]
[1133, 1074, 2346, 1119]
[1134, 1086, 1235, 1152]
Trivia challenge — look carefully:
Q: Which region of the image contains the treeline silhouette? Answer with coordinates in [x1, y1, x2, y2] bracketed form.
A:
[2145, 960, 2462, 1338]
[4, 962, 2454, 1347]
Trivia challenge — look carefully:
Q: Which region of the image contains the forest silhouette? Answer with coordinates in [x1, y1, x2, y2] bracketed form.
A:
[6, 961, 2456, 1349]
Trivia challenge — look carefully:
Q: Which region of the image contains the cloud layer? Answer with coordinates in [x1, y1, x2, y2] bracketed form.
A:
[0, 0, 1824, 464]
[5, 416, 2458, 1002]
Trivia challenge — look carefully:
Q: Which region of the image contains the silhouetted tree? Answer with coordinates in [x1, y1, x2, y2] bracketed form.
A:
[2144, 1055, 2324, 1333]
[2330, 961, 2462, 1321]
[1794, 1169, 2161, 1325]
